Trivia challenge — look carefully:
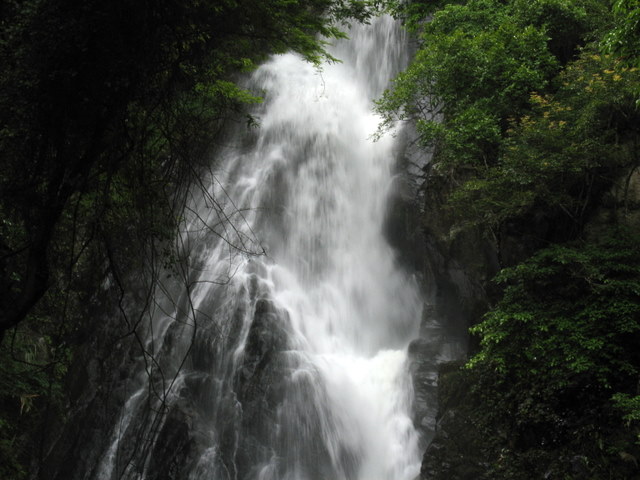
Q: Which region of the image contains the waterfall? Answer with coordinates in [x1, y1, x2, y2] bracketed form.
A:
[94, 15, 423, 480]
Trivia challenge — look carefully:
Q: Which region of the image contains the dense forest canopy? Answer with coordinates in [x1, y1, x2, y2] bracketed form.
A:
[378, 0, 640, 477]
[0, 0, 380, 339]
[1, 0, 640, 478]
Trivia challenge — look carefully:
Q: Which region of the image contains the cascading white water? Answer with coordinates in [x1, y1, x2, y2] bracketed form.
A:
[95, 15, 423, 480]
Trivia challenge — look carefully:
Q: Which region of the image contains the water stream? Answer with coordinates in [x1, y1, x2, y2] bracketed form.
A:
[95, 15, 423, 480]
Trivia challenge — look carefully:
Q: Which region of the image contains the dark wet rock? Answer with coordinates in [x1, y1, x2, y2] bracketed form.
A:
[408, 303, 467, 447]
[231, 297, 360, 480]
[384, 172, 431, 277]
[232, 298, 294, 478]
[238, 298, 291, 388]
[420, 367, 487, 480]
[235, 298, 293, 444]
[145, 405, 199, 480]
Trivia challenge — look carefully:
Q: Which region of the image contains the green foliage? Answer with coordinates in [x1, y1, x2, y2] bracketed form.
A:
[385, 0, 464, 32]
[603, 0, 640, 104]
[376, 0, 623, 233]
[470, 231, 640, 383]
[0, 0, 379, 336]
[613, 392, 640, 447]
[512, 0, 607, 63]
[603, 0, 640, 67]
[450, 50, 640, 229]
[376, 0, 562, 175]
[614, 393, 640, 425]
[461, 230, 640, 477]
[0, 315, 74, 480]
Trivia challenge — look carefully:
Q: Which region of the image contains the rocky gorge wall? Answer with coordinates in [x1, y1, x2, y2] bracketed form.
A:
[401, 162, 640, 479]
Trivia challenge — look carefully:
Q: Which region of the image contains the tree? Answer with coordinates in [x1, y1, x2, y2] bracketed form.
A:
[0, 0, 378, 341]
[604, 0, 640, 67]
[465, 230, 640, 478]
[376, 0, 608, 184]
[449, 49, 640, 232]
